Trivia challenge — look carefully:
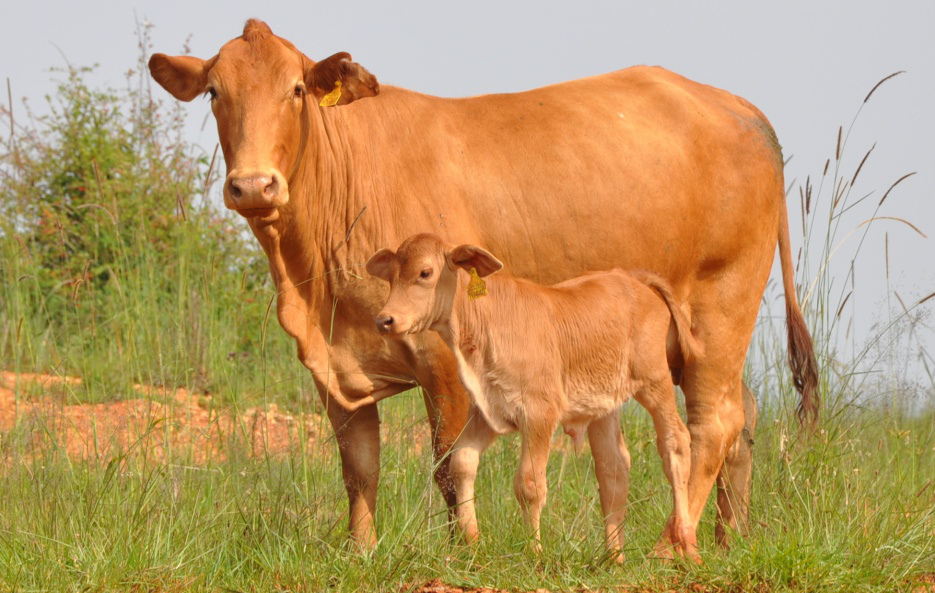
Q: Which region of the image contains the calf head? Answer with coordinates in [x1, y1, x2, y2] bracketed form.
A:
[366, 233, 503, 337]
[148, 19, 379, 218]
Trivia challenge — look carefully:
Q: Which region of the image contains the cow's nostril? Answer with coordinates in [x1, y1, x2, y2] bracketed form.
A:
[229, 180, 242, 199]
[263, 176, 279, 199]
[375, 315, 394, 332]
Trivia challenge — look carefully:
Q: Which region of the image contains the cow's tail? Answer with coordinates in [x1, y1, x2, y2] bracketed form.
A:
[636, 271, 701, 366]
[778, 194, 821, 429]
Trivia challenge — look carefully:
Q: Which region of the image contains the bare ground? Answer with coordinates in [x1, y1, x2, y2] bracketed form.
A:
[0, 370, 336, 465]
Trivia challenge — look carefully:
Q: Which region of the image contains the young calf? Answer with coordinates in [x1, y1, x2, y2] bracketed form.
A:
[367, 233, 700, 560]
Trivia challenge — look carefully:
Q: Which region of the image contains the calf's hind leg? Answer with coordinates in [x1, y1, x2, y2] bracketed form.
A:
[635, 378, 696, 560]
[514, 411, 559, 548]
[587, 411, 631, 564]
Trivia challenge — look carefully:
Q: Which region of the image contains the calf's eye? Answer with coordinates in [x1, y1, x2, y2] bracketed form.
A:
[294, 85, 305, 99]
[419, 269, 433, 280]
[207, 87, 218, 100]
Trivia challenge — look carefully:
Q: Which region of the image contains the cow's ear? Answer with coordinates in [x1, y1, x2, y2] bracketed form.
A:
[149, 54, 216, 102]
[366, 249, 396, 281]
[306, 52, 380, 106]
[447, 244, 503, 278]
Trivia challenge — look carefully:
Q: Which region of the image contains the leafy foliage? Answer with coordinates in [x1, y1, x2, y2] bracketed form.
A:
[0, 27, 294, 400]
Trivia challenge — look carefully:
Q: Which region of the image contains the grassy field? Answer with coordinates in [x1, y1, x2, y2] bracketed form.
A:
[0, 45, 932, 592]
[0, 379, 930, 592]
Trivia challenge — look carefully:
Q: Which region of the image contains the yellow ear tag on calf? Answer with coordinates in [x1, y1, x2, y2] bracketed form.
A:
[466, 267, 488, 300]
[319, 80, 342, 107]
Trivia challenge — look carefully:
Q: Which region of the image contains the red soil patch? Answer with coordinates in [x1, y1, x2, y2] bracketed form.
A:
[0, 371, 327, 465]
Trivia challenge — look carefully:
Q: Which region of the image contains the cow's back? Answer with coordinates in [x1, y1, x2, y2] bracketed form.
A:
[337, 66, 783, 300]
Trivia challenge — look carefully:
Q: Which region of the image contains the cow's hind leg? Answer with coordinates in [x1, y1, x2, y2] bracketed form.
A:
[677, 348, 748, 557]
[587, 411, 631, 564]
[635, 378, 696, 561]
[715, 381, 758, 547]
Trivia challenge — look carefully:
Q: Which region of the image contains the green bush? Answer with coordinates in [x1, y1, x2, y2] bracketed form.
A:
[0, 30, 299, 404]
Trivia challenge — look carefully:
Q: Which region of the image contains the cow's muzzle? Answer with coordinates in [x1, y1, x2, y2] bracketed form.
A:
[224, 168, 289, 213]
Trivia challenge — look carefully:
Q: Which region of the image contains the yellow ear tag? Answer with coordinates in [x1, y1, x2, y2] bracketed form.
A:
[466, 267, 488, 300]
[319, 80, 342, 107]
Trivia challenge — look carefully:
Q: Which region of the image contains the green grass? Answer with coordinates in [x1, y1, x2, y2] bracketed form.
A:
[0, 391, 930, 592]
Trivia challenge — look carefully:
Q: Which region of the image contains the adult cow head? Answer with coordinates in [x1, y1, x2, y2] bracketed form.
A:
[148, 19, 379, 218]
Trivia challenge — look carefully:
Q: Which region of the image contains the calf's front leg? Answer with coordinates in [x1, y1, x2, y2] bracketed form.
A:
[413, 340, 492, 543]
[447, 407, 497, 542]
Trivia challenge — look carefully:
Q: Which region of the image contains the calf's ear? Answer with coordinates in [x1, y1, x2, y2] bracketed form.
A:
[366, 249, 396, 281]
[306, 52, 380, 106]
[448, 245, 504, 278]
[149, 54, 216, 102]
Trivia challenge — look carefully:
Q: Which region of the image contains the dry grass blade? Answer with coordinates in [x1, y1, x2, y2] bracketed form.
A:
[175, 190, 187, 222]
[5, 78, 12, 142]
[864, 71, 906, 103]
[345, 205, 368, 244]
[850, 143, 875, 187]
[885, 232, 889, 282]
[75, 203, 118, 227]
[202, 143, 219, 201]
[919, 291, 935, 306]
[879, 172, 916, 206]
[894, 291, 910, 318]
[803, 216, 927, 306]
[836, 126, 842, 161]
[855, 216, 927, 238]
[836, 291, 852, 321]
[833, 177, 847, 209]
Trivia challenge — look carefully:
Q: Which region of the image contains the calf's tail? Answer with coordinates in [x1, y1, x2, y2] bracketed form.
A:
[633, 271, 701, 366]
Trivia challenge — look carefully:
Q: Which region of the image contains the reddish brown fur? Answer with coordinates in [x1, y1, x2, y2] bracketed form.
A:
[369, 234, 700, 559]
[148, 20, 818, 554]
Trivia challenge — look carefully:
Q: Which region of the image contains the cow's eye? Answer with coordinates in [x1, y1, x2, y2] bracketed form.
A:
[293, 84, 305, 99]
[207, 87, 218, 101]
[419, 269, 433, 280]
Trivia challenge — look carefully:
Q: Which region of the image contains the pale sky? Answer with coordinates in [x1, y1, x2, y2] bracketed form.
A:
[3, 0, 933, 388]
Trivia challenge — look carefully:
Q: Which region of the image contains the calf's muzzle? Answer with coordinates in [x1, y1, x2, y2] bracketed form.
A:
[375, 314, 395, 334]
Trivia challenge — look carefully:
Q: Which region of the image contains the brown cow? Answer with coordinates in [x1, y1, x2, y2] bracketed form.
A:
[368, 233, 703, 560]
[148, 19, 818, 554]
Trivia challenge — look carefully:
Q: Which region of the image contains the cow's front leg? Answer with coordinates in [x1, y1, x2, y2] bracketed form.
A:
[320, 389, 382, 550]
[415, 344, 487, 542]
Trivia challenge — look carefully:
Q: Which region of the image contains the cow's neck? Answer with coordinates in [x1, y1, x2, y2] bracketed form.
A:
[246, 101, 393, 346]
